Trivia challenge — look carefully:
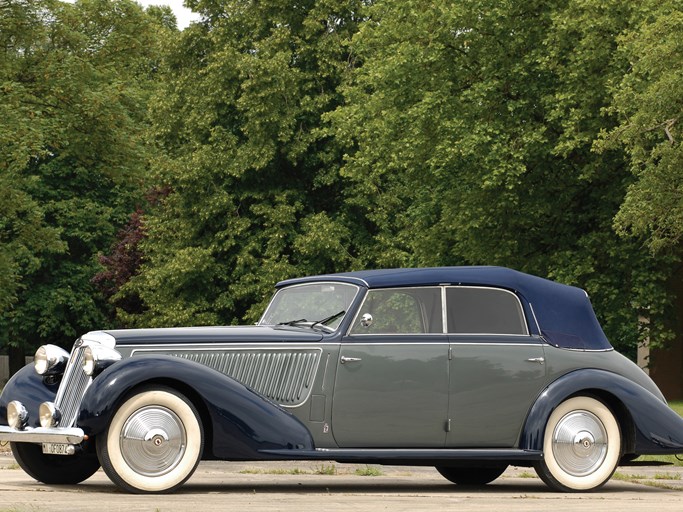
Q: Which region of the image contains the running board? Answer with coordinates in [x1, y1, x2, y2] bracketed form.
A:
[259, 448, 542, 463]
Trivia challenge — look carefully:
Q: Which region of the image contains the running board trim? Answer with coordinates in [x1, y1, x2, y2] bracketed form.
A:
[259, 448, 542, 462]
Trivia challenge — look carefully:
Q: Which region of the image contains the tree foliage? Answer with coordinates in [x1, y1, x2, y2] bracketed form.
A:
[598, 0, 683, 253]
[0, 0, 171, 366]
[119, 0, 365, 326]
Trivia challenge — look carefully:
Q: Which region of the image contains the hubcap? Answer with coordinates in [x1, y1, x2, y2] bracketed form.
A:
[120, 406, 187, 476]
[552, 410, 608, 477]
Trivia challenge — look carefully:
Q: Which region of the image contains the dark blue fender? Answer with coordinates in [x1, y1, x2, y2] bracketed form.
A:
[77, 355, 315, 460]
[521, 369, 683, 455]
[0, 364, 59, 428]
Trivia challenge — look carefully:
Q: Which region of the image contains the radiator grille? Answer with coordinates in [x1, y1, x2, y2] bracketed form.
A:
[53, 345, 92, 427]
[161, 349, 321, 406]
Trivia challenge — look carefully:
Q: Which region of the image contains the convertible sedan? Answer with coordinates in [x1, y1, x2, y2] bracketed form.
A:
[1, 266, 682, 493]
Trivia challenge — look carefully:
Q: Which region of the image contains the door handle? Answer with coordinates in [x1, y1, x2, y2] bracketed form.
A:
[526, 357, 545, 365]
[340, 356, 362, 364]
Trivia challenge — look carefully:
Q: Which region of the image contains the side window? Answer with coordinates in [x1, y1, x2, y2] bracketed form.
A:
[446, 287, 528, 335]
[350, 287, 443, 335]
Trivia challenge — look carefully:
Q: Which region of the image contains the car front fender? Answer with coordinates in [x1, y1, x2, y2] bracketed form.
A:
[521, 368, 683, 455]
[0, 363, 59, 428]
[77, 355, 315, 459]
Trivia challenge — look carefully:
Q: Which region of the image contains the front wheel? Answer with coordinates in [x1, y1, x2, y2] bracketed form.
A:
[534, 396, 621, 492]
[436, 465, 507, 486]
[96, 386, 204, 493]
[11, 442, 100, 485]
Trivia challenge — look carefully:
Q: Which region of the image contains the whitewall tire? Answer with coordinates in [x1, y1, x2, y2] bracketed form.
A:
[534, 396, 621, 492]
[97, 386, 203, 493]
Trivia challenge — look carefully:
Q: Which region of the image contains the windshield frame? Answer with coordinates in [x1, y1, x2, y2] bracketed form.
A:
[258, 281, 361, 333]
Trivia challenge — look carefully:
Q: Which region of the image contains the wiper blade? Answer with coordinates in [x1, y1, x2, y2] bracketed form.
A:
[277, 318, 308, 327]
[311, 310, 346, 330]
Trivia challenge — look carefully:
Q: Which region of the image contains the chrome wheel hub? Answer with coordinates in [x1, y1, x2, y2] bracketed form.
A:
[120, 406, 187, 476]
[552, 410, 608, 476]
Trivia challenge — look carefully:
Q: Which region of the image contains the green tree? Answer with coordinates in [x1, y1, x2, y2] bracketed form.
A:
[0, 0, 170, 373]
[120, 0, 364, 326]
[598, 0, 683, 253]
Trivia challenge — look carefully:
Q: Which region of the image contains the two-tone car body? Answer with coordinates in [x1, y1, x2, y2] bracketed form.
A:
[1, 267, 682, 493]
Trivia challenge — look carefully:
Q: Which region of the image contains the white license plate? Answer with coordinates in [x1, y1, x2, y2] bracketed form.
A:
[41, 443, 73, 456]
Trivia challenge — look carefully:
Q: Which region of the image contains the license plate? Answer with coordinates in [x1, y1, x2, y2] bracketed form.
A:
[42, 443, 73, 456]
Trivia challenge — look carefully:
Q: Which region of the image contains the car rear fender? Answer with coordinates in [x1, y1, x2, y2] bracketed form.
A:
[77, 355, 315, 459]
[521, 368, 683, 455]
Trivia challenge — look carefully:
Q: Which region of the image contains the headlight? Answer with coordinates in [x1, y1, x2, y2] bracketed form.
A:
[34, 344, 70, 375]
[39, 401, 61, 428]
[82, 345, 121, 376]
[7, 401, 28, 430]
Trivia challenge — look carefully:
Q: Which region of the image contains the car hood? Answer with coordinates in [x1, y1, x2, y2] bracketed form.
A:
[98, 325, 324, 346]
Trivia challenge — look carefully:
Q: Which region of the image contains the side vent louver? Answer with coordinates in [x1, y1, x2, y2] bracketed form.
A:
[159, 349, 321, 406]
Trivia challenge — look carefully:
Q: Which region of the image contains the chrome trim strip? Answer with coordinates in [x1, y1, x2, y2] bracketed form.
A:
[341, 342, 450, 345]
[129, 345, 327, 353]
[555, 347, 615, 353]
[450, 342, 545, 347]
[0, 425, 84, 445]
[80, 331, 116, 348]
[441, 287, 448, 334]
[348, 333, 533, 338]
[528, 302, 542, 336]
[344, 342, 543, 347]
[259, 447, 543, 461]
[321, 353, 330, 392]
[347, 334, 453, 338]
[279, 276, 370, 287]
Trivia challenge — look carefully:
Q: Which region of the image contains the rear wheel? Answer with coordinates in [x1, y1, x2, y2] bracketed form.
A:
[534, 396, 621, 492]
[96, 386, 203, 493]
[436, 465, 507, 486]
[11, 442, 100, 485]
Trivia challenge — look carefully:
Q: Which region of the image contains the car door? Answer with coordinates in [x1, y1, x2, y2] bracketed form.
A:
[444, 286, 548, 447]
[331, 287, 450, 447]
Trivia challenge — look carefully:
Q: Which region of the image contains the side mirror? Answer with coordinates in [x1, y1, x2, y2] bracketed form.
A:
[360, 313, 373, 328]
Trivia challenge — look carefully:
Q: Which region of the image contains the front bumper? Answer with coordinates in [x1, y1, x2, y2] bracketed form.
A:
[0, 425, 84, 444]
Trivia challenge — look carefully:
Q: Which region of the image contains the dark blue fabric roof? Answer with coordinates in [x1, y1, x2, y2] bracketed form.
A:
[277, 267, 611, 350]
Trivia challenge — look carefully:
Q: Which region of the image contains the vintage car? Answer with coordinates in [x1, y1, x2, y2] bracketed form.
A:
[1, 266, 683, 494]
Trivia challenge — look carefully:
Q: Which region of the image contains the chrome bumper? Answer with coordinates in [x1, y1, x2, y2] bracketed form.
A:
[0, 425, 84, 444]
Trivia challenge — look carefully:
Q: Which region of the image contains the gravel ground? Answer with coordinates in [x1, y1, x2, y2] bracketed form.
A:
[1, 451, 682, 512]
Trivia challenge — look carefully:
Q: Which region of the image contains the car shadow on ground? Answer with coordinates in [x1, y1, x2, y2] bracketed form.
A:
[48, 478, 668, 496]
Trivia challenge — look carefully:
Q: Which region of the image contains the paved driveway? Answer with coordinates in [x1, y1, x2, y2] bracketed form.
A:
[1, 454, 682, 511]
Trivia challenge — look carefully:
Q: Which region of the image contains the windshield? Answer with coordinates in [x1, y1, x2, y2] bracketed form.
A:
[259, 282, 359, 332]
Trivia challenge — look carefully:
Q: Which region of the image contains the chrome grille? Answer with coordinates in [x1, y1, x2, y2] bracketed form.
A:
[53, 345, 92, 427]
[160, 349, 321, 406]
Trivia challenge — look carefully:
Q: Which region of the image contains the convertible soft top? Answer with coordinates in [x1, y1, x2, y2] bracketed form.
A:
[277, 266, 611, 351]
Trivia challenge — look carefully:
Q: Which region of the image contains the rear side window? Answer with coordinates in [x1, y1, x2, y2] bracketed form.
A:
[446, 287, 527, 335]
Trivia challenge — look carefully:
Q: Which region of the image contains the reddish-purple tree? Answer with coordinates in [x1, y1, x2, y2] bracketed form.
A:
[92, 208, 147, 317]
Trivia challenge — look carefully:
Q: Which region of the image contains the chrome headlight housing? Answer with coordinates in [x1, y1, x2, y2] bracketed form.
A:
[34, 344, 70, 376]
[39, 401, 61, 428]
[82, 344, 121, 376]
[7, 401, 29, 430]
